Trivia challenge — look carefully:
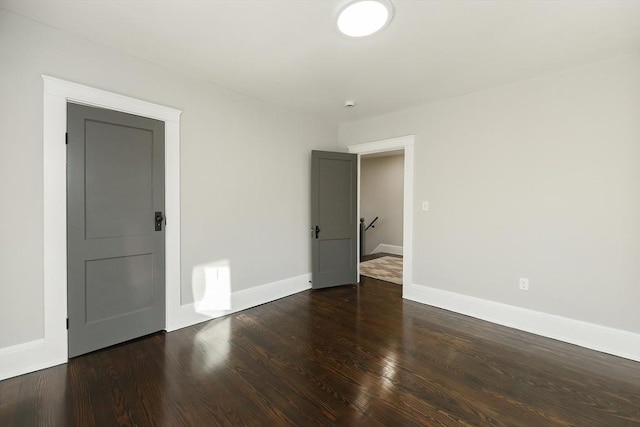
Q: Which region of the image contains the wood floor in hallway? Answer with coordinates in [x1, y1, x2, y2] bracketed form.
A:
[1, 276, 638, 426]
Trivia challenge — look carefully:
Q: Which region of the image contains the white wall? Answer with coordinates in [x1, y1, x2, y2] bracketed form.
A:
[0, 10, 337, 349]
[361, 155, 404, 254]
[340, 52, 640, 334]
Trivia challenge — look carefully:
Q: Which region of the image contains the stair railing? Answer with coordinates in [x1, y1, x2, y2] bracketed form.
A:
[359, 216, 379, 262]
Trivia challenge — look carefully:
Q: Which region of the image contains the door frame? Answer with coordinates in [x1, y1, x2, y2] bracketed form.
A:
[348, 135, 414, 295]
[43, 76, 182, 364]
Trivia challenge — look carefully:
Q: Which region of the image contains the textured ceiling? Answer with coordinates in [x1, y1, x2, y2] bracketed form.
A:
[2, 0, 639, 122]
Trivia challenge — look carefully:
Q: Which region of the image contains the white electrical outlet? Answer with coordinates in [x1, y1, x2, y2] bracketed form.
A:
[519, 278, 529, 291]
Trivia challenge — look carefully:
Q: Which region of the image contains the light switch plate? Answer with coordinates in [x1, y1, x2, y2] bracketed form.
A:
[422, 201, 429, 211]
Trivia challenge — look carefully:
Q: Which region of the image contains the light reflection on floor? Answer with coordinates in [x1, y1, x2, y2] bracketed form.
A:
[192, 317, 231, 375]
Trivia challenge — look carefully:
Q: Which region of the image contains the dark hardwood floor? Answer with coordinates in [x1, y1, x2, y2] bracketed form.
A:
[1, 277, 639, 426]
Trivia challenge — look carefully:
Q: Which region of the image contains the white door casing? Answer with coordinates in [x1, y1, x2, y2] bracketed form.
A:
[348, 135, 415, 296]
[40, 76, 181, 371]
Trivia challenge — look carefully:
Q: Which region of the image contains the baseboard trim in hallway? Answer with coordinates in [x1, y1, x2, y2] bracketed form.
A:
[370, 244, 403, 256]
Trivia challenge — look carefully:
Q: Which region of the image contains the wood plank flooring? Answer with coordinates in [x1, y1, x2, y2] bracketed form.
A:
[1, 276, 639, 426]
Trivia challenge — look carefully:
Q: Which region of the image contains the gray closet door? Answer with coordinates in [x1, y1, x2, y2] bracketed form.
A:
[67, 103, 165, 358]
[311, 150, 358, 289]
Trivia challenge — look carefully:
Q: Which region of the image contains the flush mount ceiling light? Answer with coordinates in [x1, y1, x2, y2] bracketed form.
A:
[337, 0, 393, 37]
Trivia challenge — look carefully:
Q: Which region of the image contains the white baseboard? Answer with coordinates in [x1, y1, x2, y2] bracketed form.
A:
[404, 283, 640, 362]
[166, 273, 312, 332]
[1, 273, 312, 380]
[0, 339, 66, 381]
[8, 276, 633, 380]
[371, 244, 403, 256]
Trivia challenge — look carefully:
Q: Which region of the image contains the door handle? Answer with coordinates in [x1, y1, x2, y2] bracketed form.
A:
[315, 225, 320, 239]
[155, 211, 164, 231]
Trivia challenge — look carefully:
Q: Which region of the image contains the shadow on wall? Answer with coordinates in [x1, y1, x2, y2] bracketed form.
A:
[191, 259, 232, 315]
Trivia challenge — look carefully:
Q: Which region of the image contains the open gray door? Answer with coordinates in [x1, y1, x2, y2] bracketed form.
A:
[67, 103, 165, 358]
[311, 150, 358, 289]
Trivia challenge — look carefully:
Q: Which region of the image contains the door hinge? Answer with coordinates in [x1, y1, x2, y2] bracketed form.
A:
[66, 318, 69, 330]
[65, 132, 68, 145]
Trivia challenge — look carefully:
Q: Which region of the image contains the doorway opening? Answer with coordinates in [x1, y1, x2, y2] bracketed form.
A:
[359, 151, 404, 285]
[348, 135, 414, 296]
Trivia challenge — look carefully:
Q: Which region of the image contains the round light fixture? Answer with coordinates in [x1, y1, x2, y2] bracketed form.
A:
[337, 0, 393, 37]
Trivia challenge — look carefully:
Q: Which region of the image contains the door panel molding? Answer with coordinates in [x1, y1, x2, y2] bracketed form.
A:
[348, 135, 415, 296]
[42, 76, 182, 367]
